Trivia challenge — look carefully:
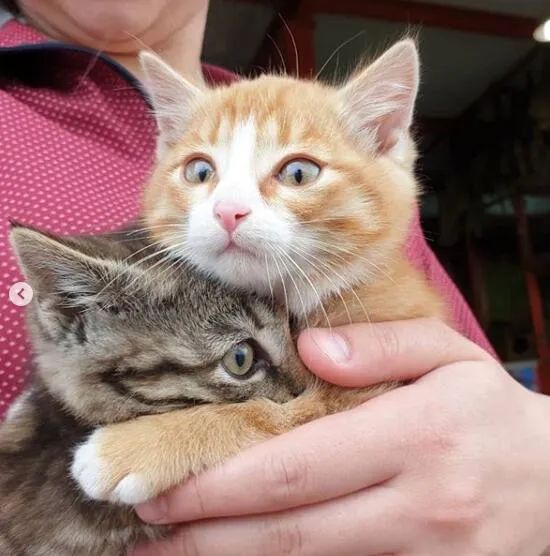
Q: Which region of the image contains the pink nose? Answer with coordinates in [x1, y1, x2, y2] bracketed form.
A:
[214, 201, 251, 233]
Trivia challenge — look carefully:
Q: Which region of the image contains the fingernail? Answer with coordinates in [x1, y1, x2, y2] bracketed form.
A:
[135, 495, 169, 523]
[309, 329, 351, 363]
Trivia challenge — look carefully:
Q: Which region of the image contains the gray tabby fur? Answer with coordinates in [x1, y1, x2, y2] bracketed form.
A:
[0, 224, 304, 555]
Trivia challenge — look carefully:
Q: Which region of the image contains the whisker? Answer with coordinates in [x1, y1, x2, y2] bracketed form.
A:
[151, 251, 187, 284]
[266, 32, 287, 75]
[249, 232, 372, 324]
[278, 13, 299, 77]
[287, 244, 353, 325]
[295, 243, 377, 324]
[270, 252, 290, 323]
[274, 246, 331, 330]
[305, 237, 397, 285]
[77, 45, 107, 90]
[123, 244, 189, 293]
[315, 31, 365, 81]
[105, 223, 186, 237]
[88, 237, 185, 306]
[272, 247, 311, 330]
[274, 247, 309, 328]
[264, 253, 275, 306]
[298, 217, 355, 224]
[290, 241, 372, 325]
[123, 31, 156, 54]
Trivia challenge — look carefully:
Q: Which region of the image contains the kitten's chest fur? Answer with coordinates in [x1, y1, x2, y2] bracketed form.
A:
[0, 382, 166, 555]
[300, 254, 445, 328]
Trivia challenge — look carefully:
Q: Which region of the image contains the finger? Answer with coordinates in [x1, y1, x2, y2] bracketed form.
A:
[131, 485, 407, 556]
[136, 395, 407, 524]
[297, 318, 494, 387]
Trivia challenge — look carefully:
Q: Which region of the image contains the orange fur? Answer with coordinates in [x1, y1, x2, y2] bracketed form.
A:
[90, 381, 393, 502]
[142, 73, 444, 325]
[84, 42, 447, 504]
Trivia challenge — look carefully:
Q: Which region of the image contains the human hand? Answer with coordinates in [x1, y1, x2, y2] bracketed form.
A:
[131, 319, 550, 556]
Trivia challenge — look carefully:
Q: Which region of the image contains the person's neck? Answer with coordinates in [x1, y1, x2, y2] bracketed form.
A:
[21, 7, 207, 87]
[111, 9, 207, 86]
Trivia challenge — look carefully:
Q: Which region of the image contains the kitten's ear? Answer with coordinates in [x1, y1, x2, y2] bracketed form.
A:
[338, 39, 419, 155]
[139, 51, 202, 157]
[9, 225, 118, 311]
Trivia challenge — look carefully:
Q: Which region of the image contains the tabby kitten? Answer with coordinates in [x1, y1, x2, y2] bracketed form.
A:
[70, 40, 446, 509]
[0, 225, 307, 555]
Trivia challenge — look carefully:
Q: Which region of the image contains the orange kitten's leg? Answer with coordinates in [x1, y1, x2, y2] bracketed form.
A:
[71, 384, 392, 505]
[71, 399, 315, 505]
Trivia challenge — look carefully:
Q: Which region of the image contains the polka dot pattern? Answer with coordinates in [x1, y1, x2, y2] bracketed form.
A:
[0, 19, 492, 420]
[0, 18, 47, 46]
[0, 21, 158, 417]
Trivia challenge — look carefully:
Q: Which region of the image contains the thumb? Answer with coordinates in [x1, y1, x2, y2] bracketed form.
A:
[297, 319, 491, 387]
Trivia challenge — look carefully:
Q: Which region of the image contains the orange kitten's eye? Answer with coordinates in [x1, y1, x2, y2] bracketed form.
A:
[183, 158, 215, 184]
[277, 159, 320, 186]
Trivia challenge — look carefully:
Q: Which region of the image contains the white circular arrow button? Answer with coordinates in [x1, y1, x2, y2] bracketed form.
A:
[9, 282, 33, 307]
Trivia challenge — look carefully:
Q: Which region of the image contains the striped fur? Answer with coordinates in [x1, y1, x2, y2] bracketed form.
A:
[1, 225, 306, 554]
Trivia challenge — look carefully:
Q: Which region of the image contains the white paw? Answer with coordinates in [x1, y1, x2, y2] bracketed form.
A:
[71, 430, 154, 505]
[71, 430, 108, 500]
[110, 473, 154, 505]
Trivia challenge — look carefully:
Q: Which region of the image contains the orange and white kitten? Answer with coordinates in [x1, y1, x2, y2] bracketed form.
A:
[141, 38, 443, 326]
[71, 40, 445, 507]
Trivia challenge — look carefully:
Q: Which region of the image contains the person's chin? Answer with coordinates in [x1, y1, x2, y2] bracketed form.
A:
[66, 1, 158, 49]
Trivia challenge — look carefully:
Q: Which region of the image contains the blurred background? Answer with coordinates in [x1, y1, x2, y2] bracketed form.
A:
[201, 0, 550, 391]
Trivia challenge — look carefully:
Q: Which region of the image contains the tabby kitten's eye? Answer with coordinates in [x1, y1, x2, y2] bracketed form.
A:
[222, 341, 255, 377]
[278, 159, 321, 186]
[183, 158, 215, 184]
